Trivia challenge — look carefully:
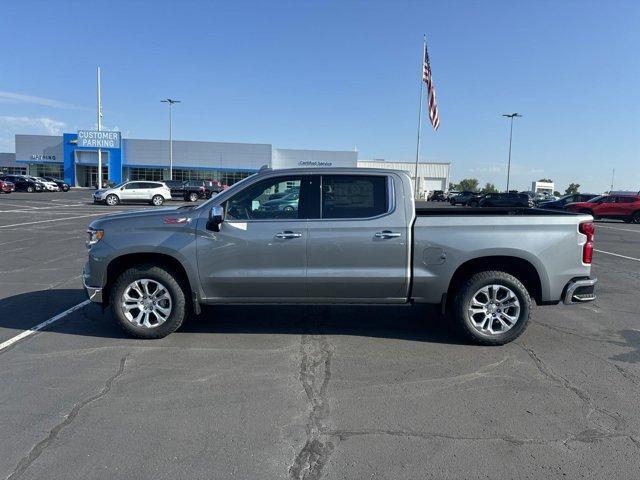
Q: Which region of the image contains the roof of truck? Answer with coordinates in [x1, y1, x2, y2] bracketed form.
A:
[256, 167, 409, 176]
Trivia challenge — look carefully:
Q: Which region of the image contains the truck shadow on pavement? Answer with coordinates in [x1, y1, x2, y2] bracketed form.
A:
[1, 289, 468, 346]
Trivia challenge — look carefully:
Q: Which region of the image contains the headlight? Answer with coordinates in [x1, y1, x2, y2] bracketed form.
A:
[86, 228, 104, 248]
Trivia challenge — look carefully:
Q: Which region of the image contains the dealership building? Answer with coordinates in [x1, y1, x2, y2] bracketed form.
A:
[0, 132, 450, 195]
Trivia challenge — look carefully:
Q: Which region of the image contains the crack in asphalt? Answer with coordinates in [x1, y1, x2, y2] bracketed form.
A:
[516, 342, 625, 434]
[289, 329, 334, 480]
[326, 427, 640, 450]
[6, 354, 130, 480]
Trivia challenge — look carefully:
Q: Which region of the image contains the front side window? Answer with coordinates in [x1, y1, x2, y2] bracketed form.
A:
[321, 175, 388, 219]
[226, 176, 303, 220]
[124, 182, 140, 189]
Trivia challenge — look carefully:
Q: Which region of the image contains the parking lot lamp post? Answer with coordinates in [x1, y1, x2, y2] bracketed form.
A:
[502, 113, 522, 192]
[161, 99, 180, 180]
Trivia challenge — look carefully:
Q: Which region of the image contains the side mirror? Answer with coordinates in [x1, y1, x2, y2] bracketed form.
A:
[207, 205, 225, 231]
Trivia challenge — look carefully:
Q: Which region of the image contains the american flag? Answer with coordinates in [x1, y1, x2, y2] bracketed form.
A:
[423, 42, 440, 131]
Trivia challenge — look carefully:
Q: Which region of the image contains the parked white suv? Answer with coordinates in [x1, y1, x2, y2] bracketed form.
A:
[93, 181, 171, 206]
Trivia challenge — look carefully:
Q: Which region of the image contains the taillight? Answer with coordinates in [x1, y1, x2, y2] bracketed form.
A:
[579, 222, 595, 264]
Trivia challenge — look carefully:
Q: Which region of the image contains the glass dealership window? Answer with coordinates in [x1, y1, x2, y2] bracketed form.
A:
[0, 166, 27, 175]
[125, 167, 165, 181]
[31, 164, 63, 178]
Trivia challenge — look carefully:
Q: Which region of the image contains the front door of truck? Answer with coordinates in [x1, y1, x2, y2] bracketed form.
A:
[306, 174, 409, 302]
[196, 175, 313, 301]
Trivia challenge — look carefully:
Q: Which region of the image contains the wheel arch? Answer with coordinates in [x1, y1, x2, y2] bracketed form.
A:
[103, 252, 200, 314]
[446, 255, 543, 305]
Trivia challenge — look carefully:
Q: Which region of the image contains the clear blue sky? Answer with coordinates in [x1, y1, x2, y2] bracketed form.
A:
[1, 0, 638, 192]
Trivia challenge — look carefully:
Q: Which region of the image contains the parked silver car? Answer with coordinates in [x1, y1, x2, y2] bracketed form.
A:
[93, 181, 171, 206]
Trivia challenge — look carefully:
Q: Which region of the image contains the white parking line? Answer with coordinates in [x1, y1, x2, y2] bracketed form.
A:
[595, 249, 640, 262]
[597, 225, 640, 234]
[0, 212, 115, 228]
[0, 300, 90, 353]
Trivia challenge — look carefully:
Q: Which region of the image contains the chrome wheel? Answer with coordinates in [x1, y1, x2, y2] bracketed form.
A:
[152, 195, 164, 206]
[121, 279, 172, 328]
[106, 194, 118, 206]
[467, 284, 521, 335]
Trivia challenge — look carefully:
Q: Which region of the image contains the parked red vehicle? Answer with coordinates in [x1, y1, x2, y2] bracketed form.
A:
[0, 179, 15, 193]
[565, 194, 640, 223]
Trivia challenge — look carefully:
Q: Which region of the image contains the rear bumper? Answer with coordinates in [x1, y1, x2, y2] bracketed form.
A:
[563, 277, 597, 304]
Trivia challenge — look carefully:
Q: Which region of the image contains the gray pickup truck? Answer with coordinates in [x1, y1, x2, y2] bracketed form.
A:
[83, 167, 597, 345]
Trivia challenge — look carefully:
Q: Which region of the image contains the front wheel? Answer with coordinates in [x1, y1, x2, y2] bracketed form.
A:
[105, 194, 119, 206]
[631, 211, 640, 224]
[151, 195, 164, 206]
[453, 270, 532, 345]
[468, 201, 478, 207]
[111, 265, 187, 338]
[188, 192, 198, 202]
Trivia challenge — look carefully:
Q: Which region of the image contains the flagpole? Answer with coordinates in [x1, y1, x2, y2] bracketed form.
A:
[97, 66, 102, 189]
[413, 35, 426, 199]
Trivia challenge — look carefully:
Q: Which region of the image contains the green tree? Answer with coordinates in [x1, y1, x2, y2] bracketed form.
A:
[482, 183, 499, 193]
[453, 178, 479, 192]
[565, 183, 580, 195]
[553, 191, 561, 197]
[538, 178, 553, 183]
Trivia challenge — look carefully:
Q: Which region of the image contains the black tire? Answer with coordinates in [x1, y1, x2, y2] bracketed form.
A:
[26, 186, 34, 193]
[453, 270, 532, 346]
[631, 211, 640, 224]
[580, 208, 594, 216]
[105, 194, 119, 206]
[469, 201, 478, 207]
[111, 264, 188, 339]
[188, 192, 198, 202]
[62, 186, 69, 192]
[151, 194, 164, 206]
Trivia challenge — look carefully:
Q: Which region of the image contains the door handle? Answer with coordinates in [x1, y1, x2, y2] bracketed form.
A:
[275, 231, 303, 239]
[374, 230, 402, 239]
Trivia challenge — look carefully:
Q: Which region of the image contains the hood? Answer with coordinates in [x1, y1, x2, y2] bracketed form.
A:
[88, 206, 186, 230]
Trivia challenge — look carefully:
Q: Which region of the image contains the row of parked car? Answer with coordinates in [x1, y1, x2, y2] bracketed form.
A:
[93, 179, 224, 206]
[436, 189, 640, 223]
[0, 174, 71, 193]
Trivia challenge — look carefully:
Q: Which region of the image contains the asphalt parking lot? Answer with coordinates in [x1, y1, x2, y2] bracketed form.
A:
[1, 190, 639, 479]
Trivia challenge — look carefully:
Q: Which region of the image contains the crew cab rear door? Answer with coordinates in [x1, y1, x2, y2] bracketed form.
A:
[306, 173, 409, 302]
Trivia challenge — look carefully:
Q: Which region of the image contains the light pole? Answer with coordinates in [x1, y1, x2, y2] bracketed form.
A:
[161, 98, 180, 180]
[502, 112, 522, 192]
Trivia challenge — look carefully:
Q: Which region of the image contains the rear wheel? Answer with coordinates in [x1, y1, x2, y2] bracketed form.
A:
[111, 264, 187, 339]
[469, 201, 478, 207]
[105, 194, 119, 206]
[631, 211, 640, 224]
[453, 270, 532, 345]
[151, 195, 164, 206]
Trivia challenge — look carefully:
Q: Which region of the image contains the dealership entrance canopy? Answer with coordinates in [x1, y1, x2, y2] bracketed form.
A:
[3, 132, 449, 195]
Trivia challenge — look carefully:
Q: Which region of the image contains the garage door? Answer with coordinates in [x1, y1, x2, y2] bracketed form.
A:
[424, 177, 445, 191]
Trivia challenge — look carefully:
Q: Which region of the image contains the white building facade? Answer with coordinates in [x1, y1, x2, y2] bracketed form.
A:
[358, 160, 450, 198]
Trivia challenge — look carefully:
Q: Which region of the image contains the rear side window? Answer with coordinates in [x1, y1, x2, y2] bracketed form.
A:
[321, 175, 388, 219]
[617, 196, 637, 203]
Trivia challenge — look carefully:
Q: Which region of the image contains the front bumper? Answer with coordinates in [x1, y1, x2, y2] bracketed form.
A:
[83, 272, 103, 303]
[563, 277, 597, 304]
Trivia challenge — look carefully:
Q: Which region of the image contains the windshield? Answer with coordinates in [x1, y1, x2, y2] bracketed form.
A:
[587, 195, 606, 203]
